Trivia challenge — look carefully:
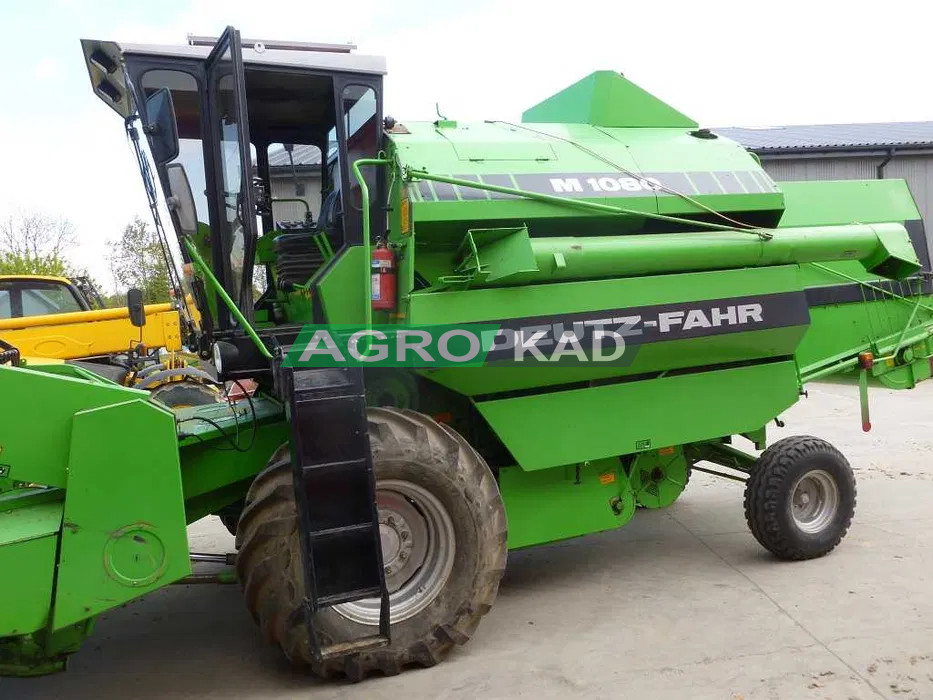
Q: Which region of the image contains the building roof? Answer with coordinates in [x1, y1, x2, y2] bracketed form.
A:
[267, 144, 322, 170]
[715, 122, 933, 154]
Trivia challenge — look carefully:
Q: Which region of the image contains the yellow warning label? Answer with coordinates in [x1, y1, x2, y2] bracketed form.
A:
[658, 446, 676, 456]
[599, 472, 616, 485]
[400, 193, 411, 234]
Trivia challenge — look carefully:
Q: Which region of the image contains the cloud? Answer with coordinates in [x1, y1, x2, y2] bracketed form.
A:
[33, 57, 60, 80]
[6, 0, 933, 289]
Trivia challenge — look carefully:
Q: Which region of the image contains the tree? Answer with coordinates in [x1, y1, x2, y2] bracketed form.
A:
[0, 212, 76, 276]
[109, 217, 172, 303]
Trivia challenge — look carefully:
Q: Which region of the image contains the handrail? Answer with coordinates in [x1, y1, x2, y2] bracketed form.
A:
[351, 157, 390, 330]
[809, 263, 933, 313]
[405, 169, 772, 239]
[182, 238, 272, 359]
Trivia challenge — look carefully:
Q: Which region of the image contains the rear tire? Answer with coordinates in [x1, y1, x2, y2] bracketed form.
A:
[234, 408, 507, 680]
[218, 508, 242, 537]
[744, 436, 856, 560]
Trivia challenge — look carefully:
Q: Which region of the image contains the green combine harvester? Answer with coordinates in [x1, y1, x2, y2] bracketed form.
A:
[2, 27, 932, 680]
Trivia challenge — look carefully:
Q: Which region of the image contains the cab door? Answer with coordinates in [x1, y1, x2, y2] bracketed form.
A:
[205, 26, 258, 326]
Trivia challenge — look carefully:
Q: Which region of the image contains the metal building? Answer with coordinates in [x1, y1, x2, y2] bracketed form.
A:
[717, 123, 933, 249]
[267, 144, 324, 223]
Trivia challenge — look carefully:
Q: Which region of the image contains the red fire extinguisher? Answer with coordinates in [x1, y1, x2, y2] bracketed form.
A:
[371, 239, 397, 311]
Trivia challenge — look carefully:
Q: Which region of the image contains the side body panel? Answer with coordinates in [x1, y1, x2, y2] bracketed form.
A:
[480, 361, 799, 472]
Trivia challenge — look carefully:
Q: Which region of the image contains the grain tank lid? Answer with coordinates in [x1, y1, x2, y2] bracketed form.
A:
[522, 71, 698, 129]
[390, 121, 783, 219]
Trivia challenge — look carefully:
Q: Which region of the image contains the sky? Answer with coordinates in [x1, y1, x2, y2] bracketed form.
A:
[3, 0, 933, 288]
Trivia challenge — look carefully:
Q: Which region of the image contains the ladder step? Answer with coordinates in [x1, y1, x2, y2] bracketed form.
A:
[318, 634, 390, 660]
[299, 464, 374, 531]
[308, 522, 374, 541]
[300, 458, 369, 474]
[292, 398, 368, 464]
[294, 392, 365, 406]
[292, 367, 354, 392]
[317, 586, 384, 607]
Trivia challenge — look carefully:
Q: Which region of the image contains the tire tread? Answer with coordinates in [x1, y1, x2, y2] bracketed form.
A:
[744, 435, 856, 560]
[234, 408, 507, 680]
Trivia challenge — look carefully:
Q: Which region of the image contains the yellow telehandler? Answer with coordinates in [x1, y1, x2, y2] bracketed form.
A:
[0, 274, 218, 406]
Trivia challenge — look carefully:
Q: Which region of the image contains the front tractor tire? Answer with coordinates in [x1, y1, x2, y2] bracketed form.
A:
[234, 408, 507, 680]
[744, 436, 857, 560]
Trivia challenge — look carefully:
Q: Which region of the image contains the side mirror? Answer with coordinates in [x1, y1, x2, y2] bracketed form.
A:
[166, 163, 198, 237]
[144, 88, 179, 165]
[127, 288, 146, 327]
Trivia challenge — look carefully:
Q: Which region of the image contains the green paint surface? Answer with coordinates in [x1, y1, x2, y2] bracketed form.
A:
[53, 399, 190, 630]
[0, 499, 62, 636]
[478, 361, 800, 471]
[522, 71, 697, 128]
[500, 457, 634, 549]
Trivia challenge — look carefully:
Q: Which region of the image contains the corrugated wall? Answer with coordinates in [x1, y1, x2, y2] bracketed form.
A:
[762, 157, 876, 183]
[761, 154, 933, 254]
[886, 156, 933, 230]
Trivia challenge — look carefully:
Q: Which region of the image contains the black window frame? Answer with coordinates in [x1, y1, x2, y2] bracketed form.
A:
[333, 74, 385, 246]
[125, 39, 387, 338]
[204, 27, 260, 327]
[0, 279, 90, 320]
[125, 53, 217, 338]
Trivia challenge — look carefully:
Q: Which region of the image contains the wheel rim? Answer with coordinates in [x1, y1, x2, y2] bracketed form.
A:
[790, 469, 840, 534]
[333, 479, 456, 625]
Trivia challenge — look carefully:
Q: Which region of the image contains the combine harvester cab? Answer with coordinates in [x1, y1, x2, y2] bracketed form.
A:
[2, 27, 932, 680]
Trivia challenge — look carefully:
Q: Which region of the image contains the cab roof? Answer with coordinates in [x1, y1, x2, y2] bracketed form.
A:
[0, 275, 72, 284]
[81, 35, 385, 118]
[117, 39, 384, 75]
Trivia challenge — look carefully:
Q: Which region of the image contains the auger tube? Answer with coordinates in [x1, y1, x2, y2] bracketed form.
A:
[469, 223, 920, 287]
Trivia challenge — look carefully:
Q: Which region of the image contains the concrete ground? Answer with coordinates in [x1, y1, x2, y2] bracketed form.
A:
[5, 380, 933, 700]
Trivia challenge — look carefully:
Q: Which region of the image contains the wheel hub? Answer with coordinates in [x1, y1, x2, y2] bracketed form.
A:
[377, 493, 428, 593]
[333, 479, 456, 625]
[791, 469, 840, 534]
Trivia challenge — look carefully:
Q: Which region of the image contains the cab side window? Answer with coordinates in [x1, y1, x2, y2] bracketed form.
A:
[22, 284, 83, 317]
[340, 85, 379, 213]
[141, 70, 209, 232]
